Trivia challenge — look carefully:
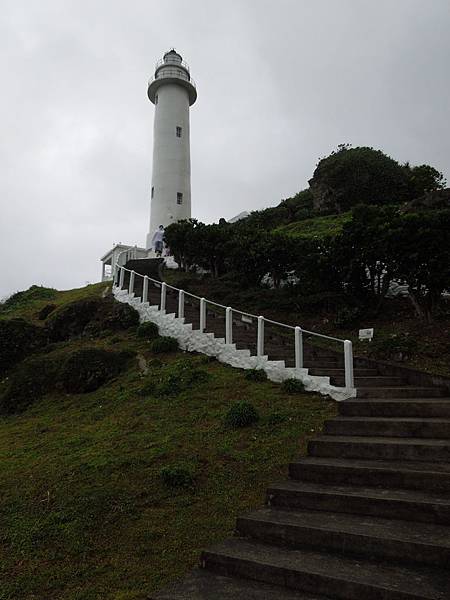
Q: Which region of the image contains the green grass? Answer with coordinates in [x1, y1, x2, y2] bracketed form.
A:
[0, 283, 336, 599]
[275, 211, 352, 239]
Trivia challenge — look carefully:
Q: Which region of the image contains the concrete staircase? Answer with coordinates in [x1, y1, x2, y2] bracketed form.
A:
[153, 381, 450, 599]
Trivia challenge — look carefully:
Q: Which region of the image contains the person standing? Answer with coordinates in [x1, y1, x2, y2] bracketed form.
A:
[151, 225, 165, 257]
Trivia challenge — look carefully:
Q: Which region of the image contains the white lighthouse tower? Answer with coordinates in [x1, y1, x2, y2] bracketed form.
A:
[146, 49, 197, 249]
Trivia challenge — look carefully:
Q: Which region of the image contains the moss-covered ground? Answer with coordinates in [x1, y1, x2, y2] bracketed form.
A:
[0, 283, 336, 599]
[275, 211, 352, 239]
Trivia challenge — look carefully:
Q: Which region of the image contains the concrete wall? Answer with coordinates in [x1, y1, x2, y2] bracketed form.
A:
[147, 82, 191, 248]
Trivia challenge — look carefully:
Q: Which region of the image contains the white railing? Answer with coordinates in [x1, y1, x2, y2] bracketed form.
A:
[112, 256, 355, 390]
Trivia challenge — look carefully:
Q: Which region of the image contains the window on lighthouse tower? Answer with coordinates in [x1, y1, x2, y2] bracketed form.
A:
[176, 126, 182, 138]
[177, 192, 183, 204]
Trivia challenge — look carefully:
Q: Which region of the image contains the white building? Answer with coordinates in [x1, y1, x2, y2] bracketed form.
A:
[100, 49, 197, 280]
[146, 49, 197, 249]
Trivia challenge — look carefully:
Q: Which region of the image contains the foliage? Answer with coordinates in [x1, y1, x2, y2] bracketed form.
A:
[224, 401, 259, 428]
[368, 332, 418, 362]
[0, 354, 60, 414]
[46, 297, 139, 341]
[405, 163, 446, 198]
[311, 145, 411, 213]
[37, 303, 57, 320]
[59, 348, 132, 394]
[244, 368, 267, 382]
[136, 321, 159, 340]
[0, 285, 57, 314]
[141, 358, 209, 397]
[0, 318, 46, 375]
[164, 219, 199, 271]
[389, 210, 450, 321]
[276, 212, 352, 239]
[281, 378, 306, 394]
[160, 465, 195, 488]
[149, 336, 179, 354]
[334, 306, 361, 329]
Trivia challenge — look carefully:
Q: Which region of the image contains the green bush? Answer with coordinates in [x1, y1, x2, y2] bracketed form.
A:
[149, 336, 179, 354]
[266, 410, 289, 426]
[160, 465, 194, 488]
[0, 285, 57, 314]
[281, 378, 305, 394]
[46, 297, 139, 342]
[244, 368, 267, 382]
[59, 348, 133, 394]
[140, 359, 209, 397]
[0, 318, 46, 375]
[136, 321, 159, 340]
[368, 333, 418, 362]
[37, 303, 57, 320]
[0, 354, 60, 414]
[224, 401, 259, 428]
[334, 307, 361, 329]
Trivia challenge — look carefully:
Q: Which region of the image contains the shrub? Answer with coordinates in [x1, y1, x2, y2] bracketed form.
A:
[0, 354, 60, 414]
[149, 336, 179, 354]
[140, 359, 209, 397]
[244, 368, 267, 382]
[59, 348, 133, 394]
[136, 321, 159, 340]
[368, 333, 418, 362]
[224, 401, 259, 428]
[46, 297, 139, 341]
[267, 410, 289, 426]
[160, 465, 194, 488]
[282, 378, 305, 394]
[0, 285, 57, 313]
[37, 303, 57, 320]
[0, 318, 46, 375]
[334, 307, 361, 329]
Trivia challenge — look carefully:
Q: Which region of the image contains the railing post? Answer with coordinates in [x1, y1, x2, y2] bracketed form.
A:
[143, 276, 149, 304]
[128, 270, 135, 295]
[295, 326, 303, 369]
[119, 267, 124, 289]
[178, 290, 185, 319]
[344, 340, 354, 388]
[225, 307, 232, 344]
[257, 316, 264, 357]
[161, 282, 167, 312]
[200, 298, 206, 332]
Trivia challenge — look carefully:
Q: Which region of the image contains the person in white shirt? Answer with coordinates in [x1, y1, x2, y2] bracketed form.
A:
[151, 225, 165, 257]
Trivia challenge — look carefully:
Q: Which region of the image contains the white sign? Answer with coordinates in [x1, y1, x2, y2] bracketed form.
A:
[241, 315, 253, 324]
[359, 328, 374, 341]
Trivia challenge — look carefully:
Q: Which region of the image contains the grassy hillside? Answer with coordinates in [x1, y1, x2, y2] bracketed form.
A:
[0, 283, 335, 600]
[275, 212, 352, 239]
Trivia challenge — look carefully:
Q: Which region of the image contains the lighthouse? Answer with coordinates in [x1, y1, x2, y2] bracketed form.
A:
[146, 50, 197, 250]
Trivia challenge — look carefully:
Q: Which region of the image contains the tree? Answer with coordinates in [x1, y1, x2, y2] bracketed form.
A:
[389, 210, 450, 321]
[339, 204, 399, 308]
[404, 163, 446, 198]
[309, 145, 412, 213]
[164, 219, 198, 271]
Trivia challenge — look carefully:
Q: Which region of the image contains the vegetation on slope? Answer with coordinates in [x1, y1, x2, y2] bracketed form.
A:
[275, 212, 352, 239]
[0, 283, 335, 599]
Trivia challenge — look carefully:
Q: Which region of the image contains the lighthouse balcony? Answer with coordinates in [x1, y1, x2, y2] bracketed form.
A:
[148, 69, 197, 105]
[155, 57, 190, 72]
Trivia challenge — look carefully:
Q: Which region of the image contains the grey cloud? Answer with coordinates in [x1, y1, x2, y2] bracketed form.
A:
[1, 0, 449, 297]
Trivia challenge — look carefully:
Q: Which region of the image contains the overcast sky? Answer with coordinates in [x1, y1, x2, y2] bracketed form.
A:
[1, 0, 449, 298]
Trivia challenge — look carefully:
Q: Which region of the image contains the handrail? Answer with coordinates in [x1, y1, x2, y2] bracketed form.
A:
[155, 57, 190, 72]
[112, 259, 355, 389]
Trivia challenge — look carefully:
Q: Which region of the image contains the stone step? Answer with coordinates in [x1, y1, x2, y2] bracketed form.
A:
[308, 435, 450, 462]
[236, 507, 450, 568]
[266, 480, 450, 524]
[288, 456, 450, 493]
[357, 387, 448, 399]
[201, 538, 448, 600]
[325, 417, 450, 438]
[151, 568, 326, 599]
[309, 368, 379, 377]
[339, 399, 450, 418]
[332, 376, 405, 387]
